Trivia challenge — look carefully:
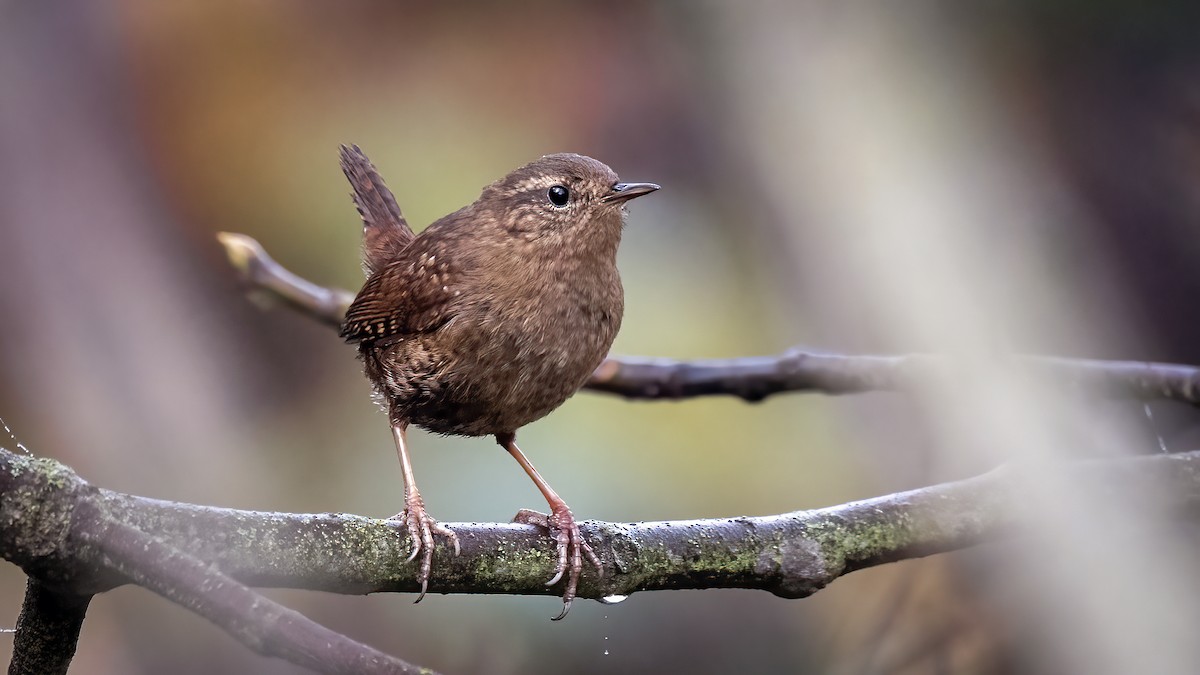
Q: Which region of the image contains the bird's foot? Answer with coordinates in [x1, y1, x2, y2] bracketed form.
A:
[390, 492, 460, 603]
[513, 505, 602, 620]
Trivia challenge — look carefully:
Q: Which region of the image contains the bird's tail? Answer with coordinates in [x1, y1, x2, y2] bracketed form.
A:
[339, 144, 416, 276]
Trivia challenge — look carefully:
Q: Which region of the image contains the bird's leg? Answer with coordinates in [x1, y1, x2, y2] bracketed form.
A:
[391, 423, 460, 602]
[497, 432, 602, 620]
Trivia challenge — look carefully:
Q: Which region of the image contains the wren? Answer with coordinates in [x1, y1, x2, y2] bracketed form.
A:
[338, 146, 658, 619]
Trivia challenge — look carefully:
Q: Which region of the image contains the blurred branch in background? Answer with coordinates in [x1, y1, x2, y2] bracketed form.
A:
[219, 232, 354, 331]
[220, 231, 1200, 407]
[7, 444, 1200, 673]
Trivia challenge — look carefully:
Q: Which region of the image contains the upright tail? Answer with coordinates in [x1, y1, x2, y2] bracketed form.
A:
[339, 144, 416, 276]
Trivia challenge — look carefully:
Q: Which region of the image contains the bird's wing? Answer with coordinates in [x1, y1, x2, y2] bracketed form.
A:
[339, 241, 461, 343]
[339, 144, 416, 275]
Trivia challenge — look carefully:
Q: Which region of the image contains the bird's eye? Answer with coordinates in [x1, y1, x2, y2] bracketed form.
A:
[547, 185, 570, 207]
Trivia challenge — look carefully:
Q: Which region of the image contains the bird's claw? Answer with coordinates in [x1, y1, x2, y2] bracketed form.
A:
[391, 492, 459, 603]
[513, 505, 602, 620]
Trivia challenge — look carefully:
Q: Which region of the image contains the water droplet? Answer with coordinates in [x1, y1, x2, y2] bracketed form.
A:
[603, 650, 609, 656]
[599, 594, 628, 605]
[0, 417, 30, 455]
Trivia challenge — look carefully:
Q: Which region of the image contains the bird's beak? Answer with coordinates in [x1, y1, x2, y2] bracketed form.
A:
[603, 182, 660, 204]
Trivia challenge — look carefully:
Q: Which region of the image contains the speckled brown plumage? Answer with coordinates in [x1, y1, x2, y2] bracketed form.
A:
[338, 147, 658, 618]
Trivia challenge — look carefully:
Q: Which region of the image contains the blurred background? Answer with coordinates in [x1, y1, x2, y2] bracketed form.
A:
[3, 1, 1200, 673]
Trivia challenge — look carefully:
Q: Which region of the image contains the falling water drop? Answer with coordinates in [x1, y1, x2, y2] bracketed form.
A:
[1144, 403, 1169, 453]
[0, 417, 30, 455]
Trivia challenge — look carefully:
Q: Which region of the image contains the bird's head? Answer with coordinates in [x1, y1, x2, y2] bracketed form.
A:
[480, 153, 658, 245]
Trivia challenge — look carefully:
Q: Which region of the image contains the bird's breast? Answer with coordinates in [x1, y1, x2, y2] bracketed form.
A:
[458, 257, 622, 431]
[382, 249, 624, 436]
[506, 257, 623, 377]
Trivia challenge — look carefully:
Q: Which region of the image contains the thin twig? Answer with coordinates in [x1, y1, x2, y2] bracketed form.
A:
[218, 233, 354, 330]
[217, 233, 1200, 406]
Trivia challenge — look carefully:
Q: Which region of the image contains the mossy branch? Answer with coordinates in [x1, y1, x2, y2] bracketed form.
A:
[0, 450, 437, 675]
[6, 446, 1200, 606]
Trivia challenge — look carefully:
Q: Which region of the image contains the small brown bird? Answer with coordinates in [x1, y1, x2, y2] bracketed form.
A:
[338, 146, 658, 618]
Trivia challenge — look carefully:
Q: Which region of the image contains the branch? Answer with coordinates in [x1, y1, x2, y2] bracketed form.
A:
[218, 232, 353, 330]
[77, 505, 432, 675]
[217, 232, 1200, 405]
[5, 446, 1200, 605]
[0, 452, 437, 675]
[8, 579, 91, 675]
